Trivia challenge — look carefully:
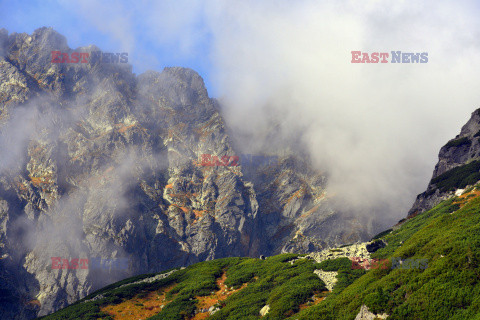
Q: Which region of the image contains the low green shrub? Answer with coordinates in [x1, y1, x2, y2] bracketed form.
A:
[430, 160, 480, 193]
[444, 137, 471, 148]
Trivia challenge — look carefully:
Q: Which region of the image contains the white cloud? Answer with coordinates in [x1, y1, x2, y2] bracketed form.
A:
[201, 0, 480, 222]
[66, 0, 480, 224]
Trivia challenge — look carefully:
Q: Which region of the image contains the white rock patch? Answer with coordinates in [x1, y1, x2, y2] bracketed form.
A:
[354, 304, 388, 320]
[307, 242, 371, 263]
[260, 304, 270, 316]
[313, 269, 338, 291]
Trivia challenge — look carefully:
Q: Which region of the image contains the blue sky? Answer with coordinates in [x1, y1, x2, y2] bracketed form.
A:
[0, 0, 216, 95]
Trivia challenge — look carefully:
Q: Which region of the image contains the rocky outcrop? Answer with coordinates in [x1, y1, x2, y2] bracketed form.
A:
[282, 240, 380, 293]
[0, 27, 370, 318]
[313, 269, 337, 291]
[307, 242, 371, 263]
[259, 304, 270, 316]
[354, 304, 388, 320]
[409, 108, 480, 217]
[366, 239, 386, 253]
[305, 241, 373, 291]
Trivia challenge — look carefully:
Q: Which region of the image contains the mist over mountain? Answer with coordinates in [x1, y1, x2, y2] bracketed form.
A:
[0, 28, 376, 319]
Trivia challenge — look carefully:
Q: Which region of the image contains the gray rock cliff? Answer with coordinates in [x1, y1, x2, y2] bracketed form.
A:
[408, 108, 480, 217]
[0, 27, 368, 319]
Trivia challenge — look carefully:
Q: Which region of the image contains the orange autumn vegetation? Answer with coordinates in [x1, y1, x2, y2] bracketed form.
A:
[29, 175, 52, 186]
[167, 192, 193, 201]
[169, 204, 189, 214]
[100, 283, 176, 320]
[453, 187, 480, 209]
[190, 272, 249, 320]
[300, 204, 320, 219]
[297, 291, 329, 312]
[100, 271, 249, 320]
[168, 205, 209, 224]
[116, 124, 136, 134]
[192, 210, 205, 223]
[25, 300, 41, 308]
[282, 187, 306, 207]
[16, 182, 28, 191]
[315, 192, 326, 201]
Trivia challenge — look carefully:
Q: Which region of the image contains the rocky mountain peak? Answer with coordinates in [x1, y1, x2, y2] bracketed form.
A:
[408, 108, 480, 217]
[0, 28, 368, 319]
[458, 108, 480, 137]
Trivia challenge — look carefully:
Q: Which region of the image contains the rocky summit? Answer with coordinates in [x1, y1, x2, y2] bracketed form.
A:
[0, 28, 369, 318]
[408, 108, 480, 218]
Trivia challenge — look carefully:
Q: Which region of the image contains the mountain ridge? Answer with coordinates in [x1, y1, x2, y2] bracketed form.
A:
[0, 27, 369, 319]
[408, 108, 480, 218]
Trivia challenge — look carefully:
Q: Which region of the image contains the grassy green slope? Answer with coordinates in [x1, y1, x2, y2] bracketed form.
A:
[291, 193, 480, 320]
[39, 254, 333, 320]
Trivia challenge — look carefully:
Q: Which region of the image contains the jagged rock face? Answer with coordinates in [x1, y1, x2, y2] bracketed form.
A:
[409, 109, 480, 217]
[246, 156, 370, 253]
[0, 27, 367, 319]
